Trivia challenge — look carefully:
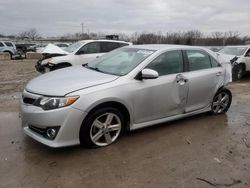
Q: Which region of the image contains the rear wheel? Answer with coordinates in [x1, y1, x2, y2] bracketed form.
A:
[80, 107, 124, 148]
[211, 88, 232, 114]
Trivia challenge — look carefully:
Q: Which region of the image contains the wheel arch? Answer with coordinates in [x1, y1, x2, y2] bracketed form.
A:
[3, 50, 13, 55]
[238, 62, 246, 71]
[82, 101, 131, 132]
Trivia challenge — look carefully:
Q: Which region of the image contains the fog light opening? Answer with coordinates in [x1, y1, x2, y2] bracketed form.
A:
[46, 128, 57, 139]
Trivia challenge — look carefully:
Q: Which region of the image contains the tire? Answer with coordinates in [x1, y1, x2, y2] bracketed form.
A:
[80, 107, 124, 148]
[4, 51, 12, 59]
[234, 64, 245, 80]
[210, 88, 232, 115]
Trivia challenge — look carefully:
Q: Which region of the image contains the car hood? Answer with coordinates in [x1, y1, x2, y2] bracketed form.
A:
[42, 44, 69, 55]
[26, 66, 119, 96]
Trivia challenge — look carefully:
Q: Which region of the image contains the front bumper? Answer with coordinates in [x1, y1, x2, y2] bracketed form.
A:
[35, 58, 53, 73]
[20, 101, 87, 147]
[35, 59, 46, 73]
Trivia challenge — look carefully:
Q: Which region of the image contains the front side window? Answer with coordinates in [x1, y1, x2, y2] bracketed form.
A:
[146, 50, 183, 76]
[64, 41, 85, 53]
[187, 50, 211, 71]
[210, 57, 221, 67]
[77, 42, 101, 54]
[0, 42, 4, 47]
[245, 49, 250, 57]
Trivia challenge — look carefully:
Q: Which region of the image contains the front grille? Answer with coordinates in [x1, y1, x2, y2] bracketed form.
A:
[23, 97, 36, 105]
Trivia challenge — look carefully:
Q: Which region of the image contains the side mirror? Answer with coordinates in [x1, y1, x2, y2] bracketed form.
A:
[137, 68, 159, 80]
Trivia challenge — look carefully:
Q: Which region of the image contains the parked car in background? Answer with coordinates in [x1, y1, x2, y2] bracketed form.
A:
[0, 41, 17, 58]
[54, 43, 70, 50]
[15, 43, 36, 55]
[206, 46, 223, 52]
[35, 40, 132, 73]
[27, 43, 48, 53]
[21, 45, 232, 148]
[218, 45, 250, 80]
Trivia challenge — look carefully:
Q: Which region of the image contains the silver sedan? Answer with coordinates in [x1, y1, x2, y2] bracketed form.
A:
[20, 45, 232, 148]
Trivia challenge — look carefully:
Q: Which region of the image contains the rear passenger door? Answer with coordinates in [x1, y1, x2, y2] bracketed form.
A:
[183, 50, 224, 112]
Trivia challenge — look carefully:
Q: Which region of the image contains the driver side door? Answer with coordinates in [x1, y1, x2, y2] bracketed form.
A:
[132, 50, 189, 123]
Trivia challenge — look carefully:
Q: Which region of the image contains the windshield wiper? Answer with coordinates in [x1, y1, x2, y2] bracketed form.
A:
[82, 64, 104, 73]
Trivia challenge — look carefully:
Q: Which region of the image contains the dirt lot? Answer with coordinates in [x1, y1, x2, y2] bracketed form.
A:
[0, 60, 250, 188]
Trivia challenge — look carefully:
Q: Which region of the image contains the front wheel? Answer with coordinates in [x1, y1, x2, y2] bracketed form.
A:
[211, 88, 232, 114]
[80, 107, 124, 148]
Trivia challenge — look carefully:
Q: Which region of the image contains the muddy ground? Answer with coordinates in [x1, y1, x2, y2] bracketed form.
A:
[0, 60, 250, 188]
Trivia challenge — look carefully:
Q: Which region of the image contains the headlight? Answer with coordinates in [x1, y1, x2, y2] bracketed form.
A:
[35, 96, 79, 110]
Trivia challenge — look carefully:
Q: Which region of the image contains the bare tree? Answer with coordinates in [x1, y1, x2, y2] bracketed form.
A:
[17, 28, 40, 40]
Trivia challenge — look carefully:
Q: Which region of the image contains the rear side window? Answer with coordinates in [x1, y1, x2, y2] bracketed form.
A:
[77, 42, 101, 54]
[0, 42, 4, 47]
[4, 42, 14, 47]
[186, 50, 211, 71]
[146, 50, 183, 76]
[101, 42, 128, 53]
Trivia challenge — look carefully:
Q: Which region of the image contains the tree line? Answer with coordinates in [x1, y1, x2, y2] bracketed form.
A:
[1, 28, 249, 46]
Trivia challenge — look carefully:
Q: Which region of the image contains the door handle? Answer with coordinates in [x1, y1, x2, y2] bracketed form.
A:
[176, 74, 188, 83]
[176, 74, 188, 85]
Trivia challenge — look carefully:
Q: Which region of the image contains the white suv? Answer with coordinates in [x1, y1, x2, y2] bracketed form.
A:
[36, 40, 132, 73]
[0, 41, 17, 59]
[218, 45, 250, 80]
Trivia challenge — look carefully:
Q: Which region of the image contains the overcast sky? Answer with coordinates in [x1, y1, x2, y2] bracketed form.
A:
[0, 0, 249, 37]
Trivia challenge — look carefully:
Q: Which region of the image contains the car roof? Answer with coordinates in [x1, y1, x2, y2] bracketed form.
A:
[222, 45, 250, 48]
[78, 39, 130, 44]
[126, 44, 209, 51]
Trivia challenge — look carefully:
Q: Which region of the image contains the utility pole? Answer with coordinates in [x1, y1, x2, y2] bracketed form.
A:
[81, 23, 84, 35]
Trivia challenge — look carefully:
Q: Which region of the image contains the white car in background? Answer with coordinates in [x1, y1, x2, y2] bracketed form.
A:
[35, 40, 132, 73]
[0, 41, 18, 58]
[218, 45, 250, 80]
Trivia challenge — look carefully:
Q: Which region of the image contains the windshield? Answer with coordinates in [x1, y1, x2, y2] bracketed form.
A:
[219, 47, 247, 56]
[86, 47, 156, 76]
[64, 41, 85, 53]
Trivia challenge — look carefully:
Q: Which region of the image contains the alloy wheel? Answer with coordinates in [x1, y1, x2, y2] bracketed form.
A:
[90, 112, 122, 146]
[212, 92, 230, 114]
